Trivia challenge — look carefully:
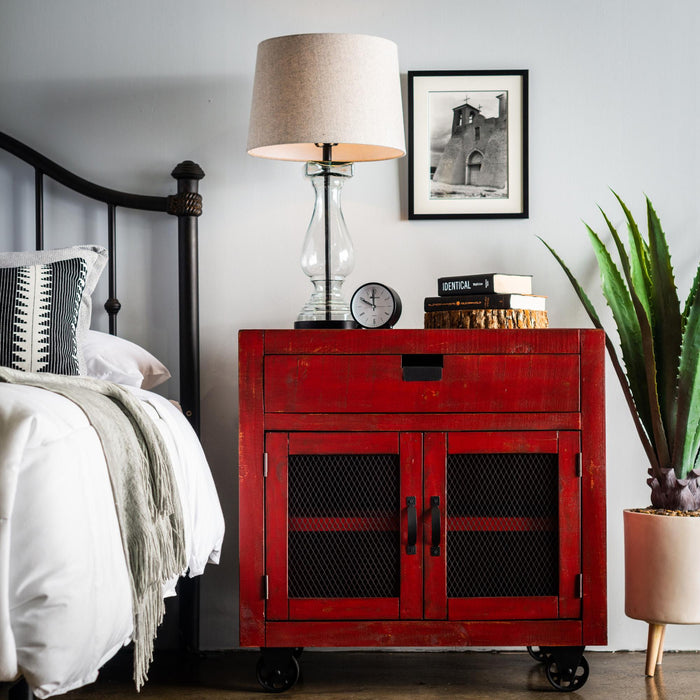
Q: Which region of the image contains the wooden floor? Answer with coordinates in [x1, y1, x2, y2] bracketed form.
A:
[14, 649, 693, 699]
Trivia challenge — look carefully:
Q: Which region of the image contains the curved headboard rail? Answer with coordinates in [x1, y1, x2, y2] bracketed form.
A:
[0, 131, 170, 211]
[0, 131, 204, 434]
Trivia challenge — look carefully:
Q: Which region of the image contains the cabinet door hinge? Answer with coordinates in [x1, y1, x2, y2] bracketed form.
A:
[263, 453, 268, 477]
[575, 453, 583, 477]
[263, 574, 269, 599]
[575, 573, 583, 599]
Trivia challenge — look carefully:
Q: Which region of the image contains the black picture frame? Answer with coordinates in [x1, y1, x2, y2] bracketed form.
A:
[408, 70, 528, 220]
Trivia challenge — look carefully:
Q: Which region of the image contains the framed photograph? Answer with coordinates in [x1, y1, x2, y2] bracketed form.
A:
[408, 70, 528, 219]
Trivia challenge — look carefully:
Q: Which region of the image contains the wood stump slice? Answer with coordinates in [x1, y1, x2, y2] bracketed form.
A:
[424, 309, 549, 329]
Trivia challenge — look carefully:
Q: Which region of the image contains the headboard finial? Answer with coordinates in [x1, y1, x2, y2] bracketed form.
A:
[169, 161, 204, 217]
[171, 160, 205, 181]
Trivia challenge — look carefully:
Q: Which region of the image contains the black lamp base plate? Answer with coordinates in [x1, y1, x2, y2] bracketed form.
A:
[294, 320, 359, 329]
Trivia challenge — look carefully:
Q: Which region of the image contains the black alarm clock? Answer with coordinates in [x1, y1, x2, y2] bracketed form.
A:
[350, 282, 402, 329]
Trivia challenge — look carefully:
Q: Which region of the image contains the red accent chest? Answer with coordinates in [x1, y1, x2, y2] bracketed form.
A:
[239, 329, 607, 653]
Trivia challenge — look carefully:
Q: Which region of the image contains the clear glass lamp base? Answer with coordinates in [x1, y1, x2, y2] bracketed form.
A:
[295, 160, 358, 329]
[294, 279, 358, 329]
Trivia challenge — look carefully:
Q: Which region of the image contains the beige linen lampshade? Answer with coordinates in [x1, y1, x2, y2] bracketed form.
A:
[247, 33, 406, 162]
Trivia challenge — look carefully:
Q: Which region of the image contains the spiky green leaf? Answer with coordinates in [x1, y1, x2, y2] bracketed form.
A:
[683, 259, 700, 330]
[537, 236, 602, 328]
[584, 223, 667, 461]
[674, 268, 700, 477]
[538, 235, 658, 471]
[627, 276, 673, 472]
[600, 203, 649, 322]
[646, 198, 683, 461]
[613, 191, 652, 316]
[597, 204, 668, 462]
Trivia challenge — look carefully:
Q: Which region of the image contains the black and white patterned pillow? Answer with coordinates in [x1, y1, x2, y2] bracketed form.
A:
[0, 257, 88, 374]
[0, 245, 108, 374]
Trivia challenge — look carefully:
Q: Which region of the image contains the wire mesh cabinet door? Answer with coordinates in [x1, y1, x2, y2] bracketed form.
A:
[265, 431, 424, 622]
[424, 431, 582, 621]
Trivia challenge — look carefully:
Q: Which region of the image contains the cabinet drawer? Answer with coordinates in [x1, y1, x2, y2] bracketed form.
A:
[264, 354, 580, 413]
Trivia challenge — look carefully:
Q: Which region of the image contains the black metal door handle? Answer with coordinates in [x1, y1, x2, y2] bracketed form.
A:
[406, 497, 417, 554]
[431, 496, 441, 556]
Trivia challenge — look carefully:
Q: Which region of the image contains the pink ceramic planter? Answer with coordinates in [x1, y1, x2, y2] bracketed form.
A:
[624, 509, 700, 676]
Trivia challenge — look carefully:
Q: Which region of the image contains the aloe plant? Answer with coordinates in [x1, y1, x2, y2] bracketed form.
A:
[540, 193, 700, 510]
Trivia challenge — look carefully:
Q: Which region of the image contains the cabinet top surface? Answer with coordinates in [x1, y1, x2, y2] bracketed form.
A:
[239, 328, 603, 355]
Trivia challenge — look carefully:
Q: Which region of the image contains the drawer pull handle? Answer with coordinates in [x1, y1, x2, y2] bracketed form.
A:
[406, 497, 417, 555]
[431, 496, 441, 556]
[401, 354, 443, 381]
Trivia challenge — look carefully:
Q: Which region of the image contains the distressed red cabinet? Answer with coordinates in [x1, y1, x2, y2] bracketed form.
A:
[239, 329, 606, 692]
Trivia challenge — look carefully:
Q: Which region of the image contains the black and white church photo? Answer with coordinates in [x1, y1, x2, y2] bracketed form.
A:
[429, 90, 509, 200]
[408, 70, 528, 219]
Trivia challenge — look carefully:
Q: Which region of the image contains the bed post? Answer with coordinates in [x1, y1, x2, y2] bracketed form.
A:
[167, 161, 204, 654]
[7, 678, 33, 700]
[168, 161, 204, 436]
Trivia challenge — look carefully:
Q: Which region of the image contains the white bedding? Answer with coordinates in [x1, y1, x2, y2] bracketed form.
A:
[0, 382, 224, 698]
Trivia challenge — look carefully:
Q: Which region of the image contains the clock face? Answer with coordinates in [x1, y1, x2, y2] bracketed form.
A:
[350, 283, 402, 329]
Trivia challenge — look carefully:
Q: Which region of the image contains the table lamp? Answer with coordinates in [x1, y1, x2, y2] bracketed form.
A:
[247, 33, 405, 328]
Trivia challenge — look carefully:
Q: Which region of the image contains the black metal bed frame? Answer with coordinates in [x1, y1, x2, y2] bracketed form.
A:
[0, 131, 205, 699]
[0, 131, 204, 434]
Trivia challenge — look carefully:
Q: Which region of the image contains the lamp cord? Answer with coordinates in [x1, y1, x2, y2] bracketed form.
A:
[322, 143, 332, 321]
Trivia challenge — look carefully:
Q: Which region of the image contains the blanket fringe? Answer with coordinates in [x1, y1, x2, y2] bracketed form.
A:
[132, 581, 166, 690]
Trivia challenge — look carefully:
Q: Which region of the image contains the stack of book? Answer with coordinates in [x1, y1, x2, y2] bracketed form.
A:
[424, 272, 549, 329]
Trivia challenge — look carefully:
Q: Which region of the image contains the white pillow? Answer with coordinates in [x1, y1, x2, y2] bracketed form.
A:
[83, 330, 171, 389]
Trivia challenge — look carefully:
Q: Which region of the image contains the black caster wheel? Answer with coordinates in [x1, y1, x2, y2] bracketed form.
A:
[545, 655, 589, 692]
[256, 654, 300, 693]
[527, 646, 548, 663]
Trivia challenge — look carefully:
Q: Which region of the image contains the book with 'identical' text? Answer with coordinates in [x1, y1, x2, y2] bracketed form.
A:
[437, 273, 533, 296]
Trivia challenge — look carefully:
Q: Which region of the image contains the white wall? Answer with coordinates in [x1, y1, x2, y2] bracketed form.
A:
[1, 0, 699, 652]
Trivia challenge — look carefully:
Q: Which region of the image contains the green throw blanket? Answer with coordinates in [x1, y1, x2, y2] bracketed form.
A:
[0, 367, 186, 689]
